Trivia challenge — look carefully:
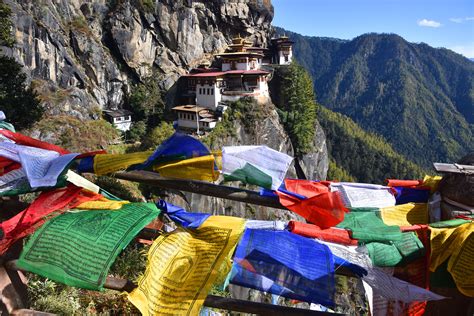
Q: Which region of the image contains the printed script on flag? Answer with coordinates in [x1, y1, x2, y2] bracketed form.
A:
[128, 216, 245, 316]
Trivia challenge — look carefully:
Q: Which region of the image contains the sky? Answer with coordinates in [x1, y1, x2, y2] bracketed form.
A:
[272, 0, 474, 58]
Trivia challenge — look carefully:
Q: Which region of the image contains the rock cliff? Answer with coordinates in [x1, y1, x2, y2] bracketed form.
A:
[3, 0, 273, 117]
[3, 0, 329, 198]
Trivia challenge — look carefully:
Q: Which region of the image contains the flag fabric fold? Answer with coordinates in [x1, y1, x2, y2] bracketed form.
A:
[222, 146, 293, 190]
[276, 179, 348, 228]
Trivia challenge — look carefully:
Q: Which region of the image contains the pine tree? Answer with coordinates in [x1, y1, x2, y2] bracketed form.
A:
[277, 62, 318, 156]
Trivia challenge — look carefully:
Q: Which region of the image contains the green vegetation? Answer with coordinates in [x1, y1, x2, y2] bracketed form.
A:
[34, 116, 120, 152]
[141, 121, 175, 150]
[95, 176, 144, 202]
[202, 98, 265, 150]
[127, 76, 165, 124]
[126, 120, 147, 143]
[27, 243, 146, 315]
[271, 62, 318, 156]
[319, 106, 426, 183]
[327, 159, 356, 182]
[0, 57, 44, 130]
[0, 0, 14, 47]
[69, 16, 92, 36]
[278, 28, 474, 168]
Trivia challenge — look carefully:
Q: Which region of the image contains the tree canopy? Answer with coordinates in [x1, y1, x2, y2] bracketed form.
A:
[273, 62, 318, 156]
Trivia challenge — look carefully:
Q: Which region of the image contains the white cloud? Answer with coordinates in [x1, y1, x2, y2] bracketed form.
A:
[449, 17, 474, 23]
[448, 43, 474, 58]
[449, 18, 464, 23]
[418, 19, 442, 28]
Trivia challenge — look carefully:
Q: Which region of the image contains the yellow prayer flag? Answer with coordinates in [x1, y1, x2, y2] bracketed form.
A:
[429, 226, 459, 271]
[94, 151, 153, 175]
[380, 203, 428, 226]
[153, 155, 219, 182]
[447, 225, 474, 297]
[212, 150, 222, 171]
[75, 198, 130, 210]
[128, 216, 245, 316]
[423, 175, 442, 193]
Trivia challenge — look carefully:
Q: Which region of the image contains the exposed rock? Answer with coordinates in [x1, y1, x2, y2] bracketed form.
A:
[3, 0, 274, 116]
[297, 120, 329, 180]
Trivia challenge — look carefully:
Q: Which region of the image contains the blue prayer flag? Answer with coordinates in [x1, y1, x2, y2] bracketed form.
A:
[134, 133, 211, 170]
[157, 200, 210, 229]
[233, 229, 336, 307]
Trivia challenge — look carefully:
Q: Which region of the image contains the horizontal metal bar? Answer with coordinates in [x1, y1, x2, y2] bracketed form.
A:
[115, 171, 286, 209]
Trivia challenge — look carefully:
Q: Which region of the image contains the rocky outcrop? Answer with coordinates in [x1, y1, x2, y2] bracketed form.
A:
[296, 120, 329, 180]
[177, 101, 327, 221]
[3, 0, 273, 117]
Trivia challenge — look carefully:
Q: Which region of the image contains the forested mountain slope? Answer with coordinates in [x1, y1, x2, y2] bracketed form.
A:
[277, 28, 474, 168]
[318, 106, 426, 183]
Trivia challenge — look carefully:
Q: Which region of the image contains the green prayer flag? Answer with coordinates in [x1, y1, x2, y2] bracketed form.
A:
[429, 217, 474, 228]
[366, 242, 403, 267]
[394, 232, 425, 263]
[224, 162, 273, 189]
[18, 202, 160, 290]
[336, 211, 403, 243]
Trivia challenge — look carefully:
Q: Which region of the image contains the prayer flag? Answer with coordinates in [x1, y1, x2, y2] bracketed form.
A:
[18, 202, 160, 290]
[157, 200, 210, 228]
[233, 229, 336, 307]
[222, 146, 293, 190]
[0, 142, 78, 188]
[288, 220, 358, 246]
[337, 211, 403, 243]
[380, 203, 429, 226]
[429, 223, 474, 296]
[331, 182, 396, 208]
[75, 198, 129, 210]
[321, 241, 445, 304]
[0, 129, 70, 154]
[93, 151, 153, 175]
[154, 155, 219, 181]
[135, 132, 211, 170]
[423, 175, 442, 193]
[65, 170, 100, 193]
[128, 215, 245, 315]
[276, 179, 347, 228]
[0, 186, 101, 255]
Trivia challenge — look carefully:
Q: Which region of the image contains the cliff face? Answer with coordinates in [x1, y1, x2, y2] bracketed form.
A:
[4, 0, 274, 118]
[4, 0, 329, 199]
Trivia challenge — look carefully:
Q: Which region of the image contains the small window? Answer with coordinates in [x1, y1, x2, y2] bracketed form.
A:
[211, 89, 214, 95]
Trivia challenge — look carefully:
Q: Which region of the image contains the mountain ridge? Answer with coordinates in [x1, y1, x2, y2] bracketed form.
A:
[276, 27, 474, 168]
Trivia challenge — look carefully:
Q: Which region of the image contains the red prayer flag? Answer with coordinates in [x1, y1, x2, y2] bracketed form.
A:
[288, 221, 358, 246]
[0, 185, 103, 255]
[277, 179, 348, 228]
[0, 157, 21, 175]
[386, 179, 424, 188]
[0, 130, 70, 155]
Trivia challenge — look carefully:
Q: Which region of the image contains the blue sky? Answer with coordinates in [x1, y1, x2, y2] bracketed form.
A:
[272, 0, 474, 58]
